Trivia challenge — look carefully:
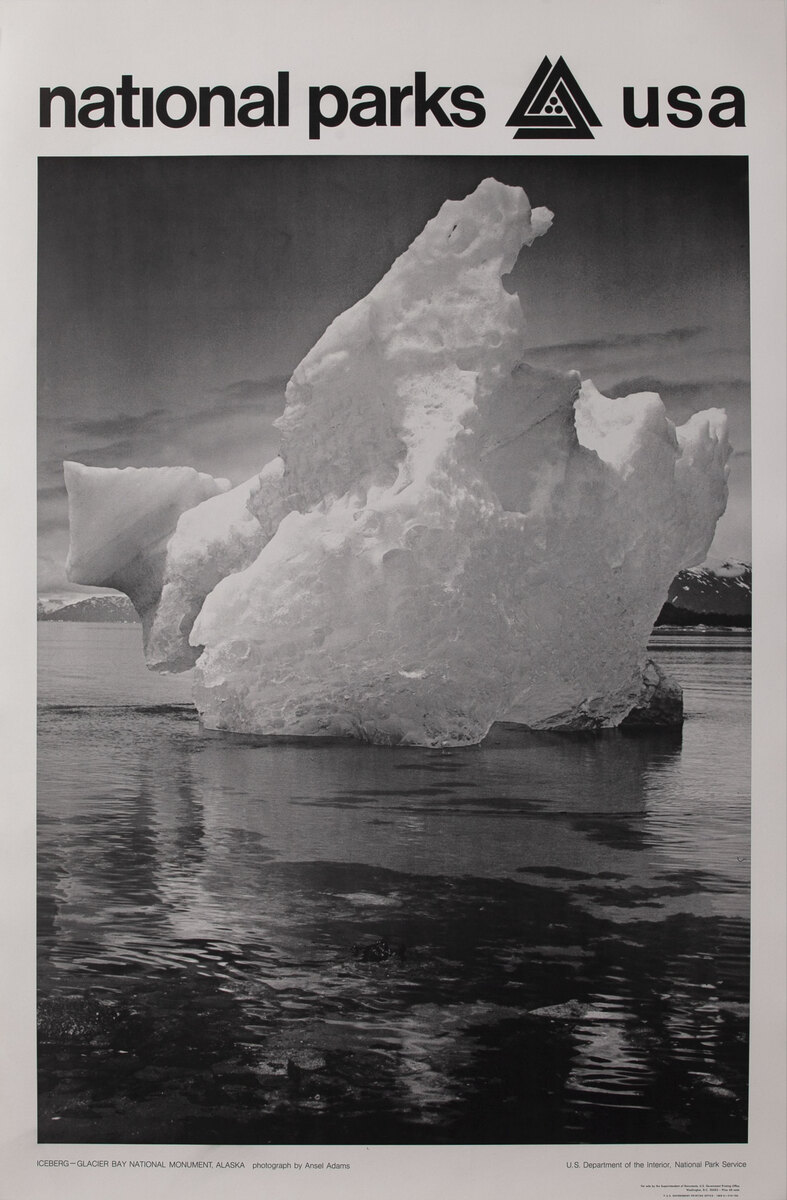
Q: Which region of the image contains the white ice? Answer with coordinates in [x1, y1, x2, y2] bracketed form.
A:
[65, 178, 730, 745]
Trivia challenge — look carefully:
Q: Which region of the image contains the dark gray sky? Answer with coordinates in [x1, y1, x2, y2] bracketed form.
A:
[38, 156, 750, 592]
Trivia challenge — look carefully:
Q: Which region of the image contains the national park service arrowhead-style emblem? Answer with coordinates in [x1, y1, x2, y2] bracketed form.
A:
[507, 56, 601, 139]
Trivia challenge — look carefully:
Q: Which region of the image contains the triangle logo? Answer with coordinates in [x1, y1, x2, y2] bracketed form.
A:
[507, 56, 601, 139]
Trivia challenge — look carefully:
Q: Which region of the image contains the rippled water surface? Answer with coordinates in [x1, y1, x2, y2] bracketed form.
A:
[37, 624, 750, 1144]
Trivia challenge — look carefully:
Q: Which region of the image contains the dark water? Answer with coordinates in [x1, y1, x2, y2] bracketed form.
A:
[37, 624, 750, 1145]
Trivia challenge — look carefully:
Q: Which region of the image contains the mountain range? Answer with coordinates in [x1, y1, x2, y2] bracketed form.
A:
[37, 593, 139, 623]
[654, 561, 751, 627]
[37, 561, 752, 628]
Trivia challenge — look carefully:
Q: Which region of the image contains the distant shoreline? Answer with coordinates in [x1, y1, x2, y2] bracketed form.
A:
[37, 562, 753, 632]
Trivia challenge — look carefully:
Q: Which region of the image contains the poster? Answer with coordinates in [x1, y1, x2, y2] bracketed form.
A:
[1, 1, 785, 1197]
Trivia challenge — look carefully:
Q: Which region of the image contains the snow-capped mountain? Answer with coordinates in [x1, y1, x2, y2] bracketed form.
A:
[38, 563, 751, 629]
[655, 561, 751, 627]
[37, 593, 139, 623]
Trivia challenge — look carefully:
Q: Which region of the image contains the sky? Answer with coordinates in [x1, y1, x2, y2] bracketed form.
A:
[37, 155, 750, 593]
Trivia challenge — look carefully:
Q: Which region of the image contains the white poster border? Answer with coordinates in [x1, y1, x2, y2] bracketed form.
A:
[1, 2, 785, 1197]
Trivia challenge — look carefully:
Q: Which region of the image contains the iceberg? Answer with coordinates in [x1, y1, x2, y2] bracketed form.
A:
[65, 178, 730, 745]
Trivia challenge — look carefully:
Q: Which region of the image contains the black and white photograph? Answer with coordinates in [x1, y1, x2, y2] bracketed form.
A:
[1, 1, 785, 1196]
[36, 155, 752, 1146]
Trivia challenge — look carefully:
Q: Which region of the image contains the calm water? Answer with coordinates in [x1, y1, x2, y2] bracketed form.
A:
[37, 623, 750, 1145]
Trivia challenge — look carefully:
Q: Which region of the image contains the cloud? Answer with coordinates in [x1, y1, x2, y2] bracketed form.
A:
[37, 483, 67, 502]
[527, 325, 708, 361]
[38, 381, 287, 495]
[37, 511, 69, 536]
[526, 324, 748, 377]
[40, 375, 288, 479]
[606, 376, 749, 399]
[62, 439, 140, 465]
[207, 376, 289, 415]
[69, 410, 167, 438]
